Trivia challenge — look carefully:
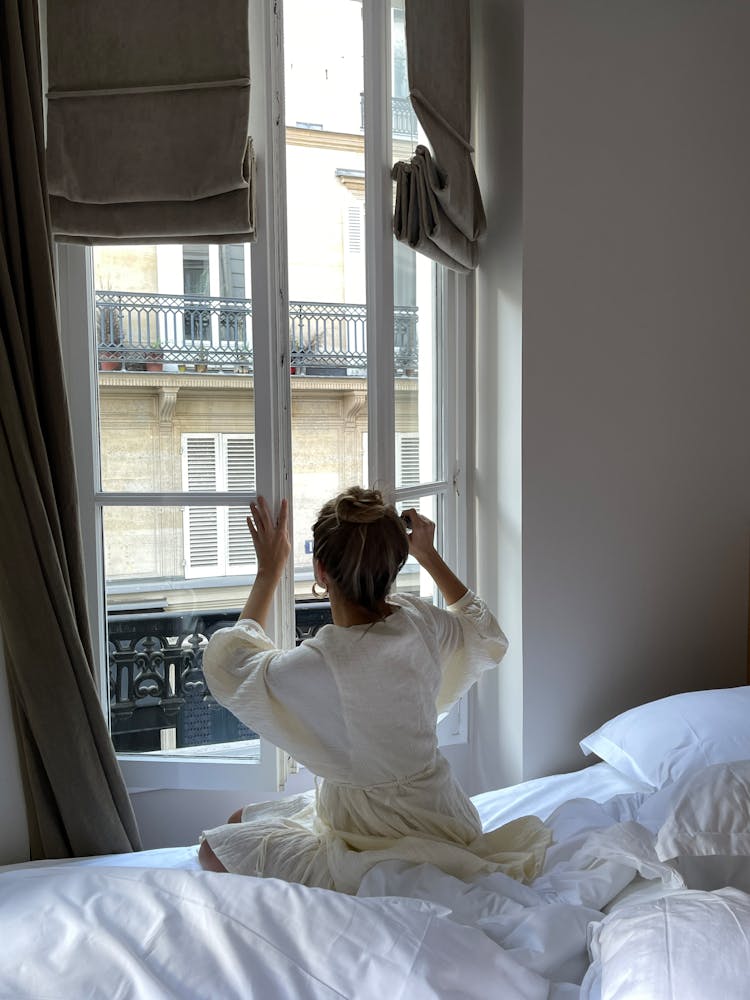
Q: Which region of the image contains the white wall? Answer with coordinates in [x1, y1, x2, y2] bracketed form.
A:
[474, 0, 750, 787]
[472, 0, 526, 793]
[0, 632, 30, 864]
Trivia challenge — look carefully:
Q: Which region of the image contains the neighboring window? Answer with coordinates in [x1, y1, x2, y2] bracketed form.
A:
[182, 434, 257, 579]
[219, 245, 246, 300]
[183, 245, 210, 296]
[392, 7, 408, 100]
[183, 244, 210, 343]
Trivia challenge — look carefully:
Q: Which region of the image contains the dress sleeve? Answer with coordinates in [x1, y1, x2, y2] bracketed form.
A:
[201, 619, 311, 747]
[431, 591, 509, 713]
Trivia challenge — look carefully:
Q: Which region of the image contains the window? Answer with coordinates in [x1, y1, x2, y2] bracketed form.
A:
[58, 0, 473, 795]
[183, 434, 257, 579]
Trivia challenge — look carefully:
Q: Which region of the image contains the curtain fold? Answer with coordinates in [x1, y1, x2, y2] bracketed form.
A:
[392, 0, 485, 272]
[46, 0, 255, 244]
[0, 0, 141, 857]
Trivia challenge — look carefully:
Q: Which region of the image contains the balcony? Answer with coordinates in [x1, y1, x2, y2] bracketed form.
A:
[96, 291, 419, 377]
[360, 94, 419, 139]
[109, 602, 334, 753]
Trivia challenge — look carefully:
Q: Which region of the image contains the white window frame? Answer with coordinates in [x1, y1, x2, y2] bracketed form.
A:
[56, 0, 474, 794]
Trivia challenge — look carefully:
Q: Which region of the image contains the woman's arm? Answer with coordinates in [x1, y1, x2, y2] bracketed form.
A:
[401, 508, 468, 606]
[240, 496, 291, 627]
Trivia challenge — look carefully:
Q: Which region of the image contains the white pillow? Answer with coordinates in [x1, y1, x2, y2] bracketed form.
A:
[653, 760, 750, 892]
[579, 686, 750, 789]
[582, 888, 750, 1000]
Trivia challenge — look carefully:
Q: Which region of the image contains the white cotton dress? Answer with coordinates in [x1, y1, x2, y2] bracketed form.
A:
[201, 591, 551, 894]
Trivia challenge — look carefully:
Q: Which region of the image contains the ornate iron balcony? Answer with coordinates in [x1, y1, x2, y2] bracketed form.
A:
[108, 602, 334, 753]
[360, 94, 419, 138]
[96, 291, 419, 377]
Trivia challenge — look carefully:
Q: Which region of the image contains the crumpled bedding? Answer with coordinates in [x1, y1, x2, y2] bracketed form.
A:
[1, 762, 746, 999]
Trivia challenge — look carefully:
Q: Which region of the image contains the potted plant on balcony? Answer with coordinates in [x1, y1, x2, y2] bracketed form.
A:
[98, 300, 123, 371]
[145, 340, 164, 372]
[234, 349, 251, 375]
[194, 343, 209, 373]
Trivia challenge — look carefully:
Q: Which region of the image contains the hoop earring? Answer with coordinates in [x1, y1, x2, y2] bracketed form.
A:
[312, 581, 328, 599]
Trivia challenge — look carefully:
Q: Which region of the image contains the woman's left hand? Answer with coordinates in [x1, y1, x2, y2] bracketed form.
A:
[247, 497, 291, 580]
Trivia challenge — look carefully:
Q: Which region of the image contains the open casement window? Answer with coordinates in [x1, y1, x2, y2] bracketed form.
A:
[182, 434, 257, 579]
[58, 0, 474, 797]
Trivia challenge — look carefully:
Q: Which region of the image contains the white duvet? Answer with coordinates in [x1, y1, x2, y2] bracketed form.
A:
[2, 762, 748, 999]
[0, 865, 552, 1000]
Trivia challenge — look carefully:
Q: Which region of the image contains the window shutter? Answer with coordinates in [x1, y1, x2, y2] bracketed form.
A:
[396, 432, 421, 513]
[346, 205, 363, 254]
[343, 203, 366, 303]
[183, 435, 221, 578]
[225, 435, 257, 574]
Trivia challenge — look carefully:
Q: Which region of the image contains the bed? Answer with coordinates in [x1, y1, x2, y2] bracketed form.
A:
[3, 685, 750, 999]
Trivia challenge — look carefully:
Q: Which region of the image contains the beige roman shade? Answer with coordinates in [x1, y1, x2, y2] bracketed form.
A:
[392, 0, 485, 272]
[45, 0, 255, 244]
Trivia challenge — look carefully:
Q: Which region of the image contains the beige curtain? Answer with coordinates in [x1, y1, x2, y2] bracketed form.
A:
[392, 0, 485, 272]
[46, 0, 255, 244]
[0, 0, 141, 857]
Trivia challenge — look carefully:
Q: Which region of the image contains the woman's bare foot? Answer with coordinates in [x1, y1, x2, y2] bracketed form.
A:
[198, 839, 227, 872]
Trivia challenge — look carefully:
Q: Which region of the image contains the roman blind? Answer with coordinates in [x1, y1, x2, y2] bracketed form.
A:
[45, 0, 255, 245]
[391, 0, 485, 272]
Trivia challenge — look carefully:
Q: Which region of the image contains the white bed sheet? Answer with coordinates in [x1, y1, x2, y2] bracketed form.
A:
[472, 762, 649, 831]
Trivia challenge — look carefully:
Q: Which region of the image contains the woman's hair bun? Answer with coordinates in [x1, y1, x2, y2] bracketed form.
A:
[334, 486, 387, 524]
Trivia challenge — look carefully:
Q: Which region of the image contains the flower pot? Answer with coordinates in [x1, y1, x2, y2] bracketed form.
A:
[145, 350, 163, 372]
[100, 359, 122, 371]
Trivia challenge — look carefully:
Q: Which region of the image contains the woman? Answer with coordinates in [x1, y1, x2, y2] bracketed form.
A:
[199, 487, 550, 893]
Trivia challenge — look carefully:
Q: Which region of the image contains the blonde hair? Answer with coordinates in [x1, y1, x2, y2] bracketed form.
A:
[312, 486, 409, 612]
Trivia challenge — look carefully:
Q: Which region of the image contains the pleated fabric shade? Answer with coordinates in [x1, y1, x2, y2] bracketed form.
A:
[392, 0, 485, 272]
[45, 0, 255, 244]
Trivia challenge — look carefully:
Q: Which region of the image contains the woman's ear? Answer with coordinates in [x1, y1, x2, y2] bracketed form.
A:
[313, 557, 327, 587]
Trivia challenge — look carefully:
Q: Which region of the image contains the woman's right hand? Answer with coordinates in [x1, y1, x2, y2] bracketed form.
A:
[402, 507, 469, 606]
[402, 508, 436, 564]
[247, 496, 291, 580]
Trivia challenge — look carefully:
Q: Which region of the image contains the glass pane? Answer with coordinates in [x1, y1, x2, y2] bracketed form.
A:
[391, 0, 440, 487]
[394, 492, 442, 601]
[103, 505, 261, 758]
[93, 244, 254, 492]
[284, 0, 369, 592]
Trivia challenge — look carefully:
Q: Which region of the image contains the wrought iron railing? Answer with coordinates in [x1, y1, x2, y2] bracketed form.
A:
[96, 291, 419, 376]
[108, 602, 333, 753]
[360, 94, 418, 138]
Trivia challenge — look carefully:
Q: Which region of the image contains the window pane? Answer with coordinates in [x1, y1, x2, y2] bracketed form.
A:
[284, 0, 369, 589]
[93, 244, 254, 493]
[103, 505, 260, 758]
[394, 493, 443, 601]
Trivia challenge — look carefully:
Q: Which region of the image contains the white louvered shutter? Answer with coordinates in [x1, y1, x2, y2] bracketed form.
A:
[343, 202, 366, 303]
[396, 433, 421, 513]
[183, 434, 221, 578]
[225, 435, 256, 574]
